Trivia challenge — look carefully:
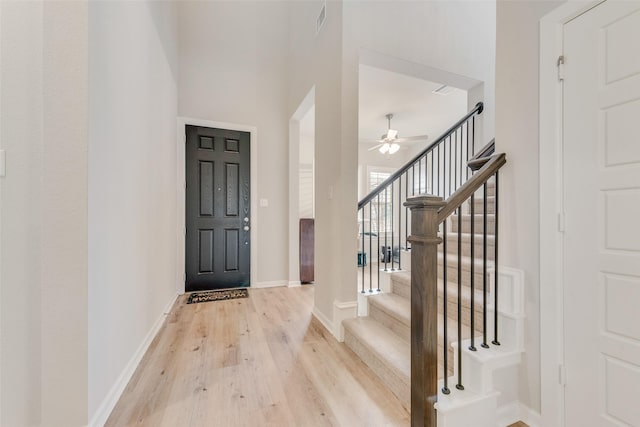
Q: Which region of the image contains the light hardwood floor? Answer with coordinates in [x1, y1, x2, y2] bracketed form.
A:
[106, 286, 411, 427]
[105, 285, 528, 427]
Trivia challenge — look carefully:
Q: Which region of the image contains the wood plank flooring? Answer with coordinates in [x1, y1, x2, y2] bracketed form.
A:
[105, 285, 529, 427]
[105, 286, 411, 427]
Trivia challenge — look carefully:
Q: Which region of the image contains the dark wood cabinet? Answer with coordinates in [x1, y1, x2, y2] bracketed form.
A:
[299, 218, 314, 283]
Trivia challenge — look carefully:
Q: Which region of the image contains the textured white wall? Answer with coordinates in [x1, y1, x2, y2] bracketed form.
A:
[0, 2, 44, 425]
[495, 0, 565, 414]
[1, 1, 90, 425]
[177, 1, 289, 285]
[88, 1, 178, 421]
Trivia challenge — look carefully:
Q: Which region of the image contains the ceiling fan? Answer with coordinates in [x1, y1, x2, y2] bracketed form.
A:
[366, 113, 429, 154]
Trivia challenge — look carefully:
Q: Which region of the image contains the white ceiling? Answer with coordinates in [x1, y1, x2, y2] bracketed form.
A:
[359, 64, 468, 149]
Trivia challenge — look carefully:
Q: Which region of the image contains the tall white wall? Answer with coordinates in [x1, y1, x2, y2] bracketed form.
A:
[1, 1, 90, 425]
[177, 1, 289, 285]
[88, 1, 178, 422]
[0, 3, 44, 424]
[495, 0, 564, 414]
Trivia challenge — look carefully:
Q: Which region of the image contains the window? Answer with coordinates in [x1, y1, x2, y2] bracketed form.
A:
[367, 169, 393, 233]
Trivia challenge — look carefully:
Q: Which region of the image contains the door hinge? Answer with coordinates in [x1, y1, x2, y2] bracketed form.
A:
[558, 212, 565, 232]
[557, 55, 565, 82]
[183, 273, 187, 282]
[559, 364, 567, 386]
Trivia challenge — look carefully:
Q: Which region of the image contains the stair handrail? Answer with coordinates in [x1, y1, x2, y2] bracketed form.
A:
[437, 152, 504, 223]
[357, 102, 484, 209]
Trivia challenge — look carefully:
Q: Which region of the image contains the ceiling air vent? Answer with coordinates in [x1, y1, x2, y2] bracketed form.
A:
[432, 84, 457, 96]
[316, 2, 326, 35]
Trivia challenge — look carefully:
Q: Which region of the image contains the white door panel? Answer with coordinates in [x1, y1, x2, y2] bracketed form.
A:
[564, 1, 640, 426]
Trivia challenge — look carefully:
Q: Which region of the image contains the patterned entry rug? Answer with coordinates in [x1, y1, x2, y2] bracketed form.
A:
[186, 288, 249, 304]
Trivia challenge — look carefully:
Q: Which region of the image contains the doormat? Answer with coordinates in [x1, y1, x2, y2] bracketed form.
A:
[187, 288, 249, 304]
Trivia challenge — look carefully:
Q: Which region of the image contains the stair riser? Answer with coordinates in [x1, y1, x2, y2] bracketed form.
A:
[468, 198, 496, 214]
[450, 216, 495, 234]
[392, 279, 486, 333]
[437, 266, 489, 289]
[343, 329, 410, 408]
[369, 303, 410, 342]
[391, 279, 410, 299]
[439, 295, 485, 334]
[439, 239, 495, 260]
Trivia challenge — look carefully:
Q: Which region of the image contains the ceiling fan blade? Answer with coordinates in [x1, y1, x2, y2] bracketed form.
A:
[360, 138, 384, 144]
[394, 134, 429, 143]
[368, 143, 384, 151]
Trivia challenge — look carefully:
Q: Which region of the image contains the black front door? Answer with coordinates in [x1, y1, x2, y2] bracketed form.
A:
[185, 125, 250, 291]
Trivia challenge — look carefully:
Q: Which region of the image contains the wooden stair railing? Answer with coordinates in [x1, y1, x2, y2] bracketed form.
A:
[405, 147, 505, 427]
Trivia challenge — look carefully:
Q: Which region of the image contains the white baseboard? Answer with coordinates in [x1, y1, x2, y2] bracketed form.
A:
[88, 293, 179, 427]
[251, 280, 287, 289]
[312, 306, 334, 337]
[287, 280, 302, 287]
[333, 300, 357, 342]
[519, 404, 541, 427]
[496, 401, 541, 427]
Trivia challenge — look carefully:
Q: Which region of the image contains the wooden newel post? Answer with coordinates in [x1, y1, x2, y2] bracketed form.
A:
[404, 194, 445, 427]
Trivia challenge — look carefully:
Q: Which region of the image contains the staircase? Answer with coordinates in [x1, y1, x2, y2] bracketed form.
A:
[348, 105, 525, 427]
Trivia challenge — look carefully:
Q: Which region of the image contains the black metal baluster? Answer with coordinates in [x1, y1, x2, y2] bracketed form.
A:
[481, 182, 489, 349]
[405, 171, 409, 249]
[466, 121, 470, 181]
[361, 207, 365, 293]
[431, 150, 434, 194]
[456, 207, 464, 390]
[419, 157, 422, 194]
[472, 115, 476, 155]
[459, 127, 464, 189]
[469, 193, 477, 351]
[492, 172, 501, 346]
[377, 194, 381, 292]
[369, 201, 373, 293]
[442, 218, 450, 394]
[412, 165, 416, 195]
[454, 130, 458, 191]
[384, 187, 388, 272]
[449, 136, 452, 199]
[391, 182, 395, 271]
[437, 145, 440, 197]
[397, 177, 402, 270]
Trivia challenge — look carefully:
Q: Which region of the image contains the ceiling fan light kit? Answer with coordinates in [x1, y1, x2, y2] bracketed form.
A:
[367, 113, 428, 155]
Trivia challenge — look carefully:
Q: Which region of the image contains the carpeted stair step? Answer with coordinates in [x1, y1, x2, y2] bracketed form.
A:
[390, 271, 411, 299]
[343, 317, 411, 407]
[468, 196, 496, 214]
[437, 252, 494, 288]
[368, 293, 411, 341]
[449, 213, 495, 234]
[439, 231, 495, 259]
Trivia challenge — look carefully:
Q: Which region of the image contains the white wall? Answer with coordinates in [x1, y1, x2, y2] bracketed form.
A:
[0, 3, 44, 424]
[495, 0, 564, 414]
[177, 1, 289, 286]
[1, 1, 90, 425]
[88, 1, 178, 422]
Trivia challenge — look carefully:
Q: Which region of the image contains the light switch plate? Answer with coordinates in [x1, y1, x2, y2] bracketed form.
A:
[260, 198, 269, 207]
[0, 150, 5, 177]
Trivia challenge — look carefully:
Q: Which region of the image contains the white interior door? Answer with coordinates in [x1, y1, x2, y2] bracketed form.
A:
[563, 1, 640, 426]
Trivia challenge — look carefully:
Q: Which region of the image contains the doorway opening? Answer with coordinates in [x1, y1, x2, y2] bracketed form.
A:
[289, 88, 316, 286]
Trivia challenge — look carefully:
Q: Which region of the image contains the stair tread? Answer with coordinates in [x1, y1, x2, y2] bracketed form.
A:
[437, 251, 495, 272]
[368, 293, 410, 327]
[390, 270, 411, 285]
[343, 317, 411, 380]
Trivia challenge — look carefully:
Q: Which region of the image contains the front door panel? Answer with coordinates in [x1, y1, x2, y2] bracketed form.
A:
[186, 125, 250, 291]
